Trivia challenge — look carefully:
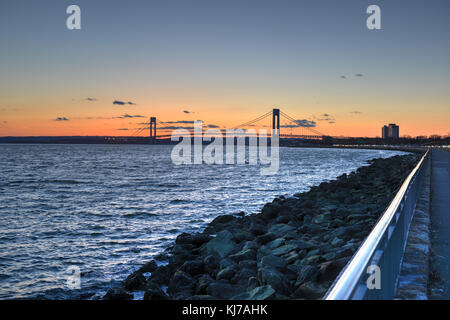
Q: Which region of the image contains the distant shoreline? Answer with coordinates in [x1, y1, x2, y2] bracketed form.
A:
[0, 137, 427, 155]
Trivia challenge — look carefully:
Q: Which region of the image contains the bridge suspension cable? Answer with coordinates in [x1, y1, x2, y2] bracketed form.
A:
[233, 110, 273, 129]
[129, 119, 151, 137]
[280, 110, 326, 136]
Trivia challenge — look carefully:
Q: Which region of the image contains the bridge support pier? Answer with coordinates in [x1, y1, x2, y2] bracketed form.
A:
[272, 108, 280, 134]
[149, 117, 156, 144]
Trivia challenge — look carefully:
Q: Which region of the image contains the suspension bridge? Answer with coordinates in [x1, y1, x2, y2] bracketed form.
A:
[127, 108, 329, 143]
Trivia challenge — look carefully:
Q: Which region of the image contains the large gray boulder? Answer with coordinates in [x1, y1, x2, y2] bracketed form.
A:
[180, 259, 205, 276]
[206, 281, 245, 299]
[229, 249, 256, 262]
[123, 271, 146, 291]
[201, 230, 238, 258]
[103, 287, 133, 300]
[143, 282, 169, 300]
[258, 266, 292, 296]
[268, 224, 296, 236]
[167, 270, 195, 296]
[231, 285, 276, 300]
[259, 254, 287, 271]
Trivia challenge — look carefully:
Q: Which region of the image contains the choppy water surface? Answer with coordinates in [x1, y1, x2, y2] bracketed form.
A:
[0, 144, 407, 299]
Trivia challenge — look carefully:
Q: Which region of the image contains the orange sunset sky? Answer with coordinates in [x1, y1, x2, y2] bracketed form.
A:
[1, 1, 449, 138]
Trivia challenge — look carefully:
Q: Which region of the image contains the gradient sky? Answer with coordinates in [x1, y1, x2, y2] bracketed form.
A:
[1, 0, 449, 137]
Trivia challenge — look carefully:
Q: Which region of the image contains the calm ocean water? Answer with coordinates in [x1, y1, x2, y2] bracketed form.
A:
[0, 144, 407, 299]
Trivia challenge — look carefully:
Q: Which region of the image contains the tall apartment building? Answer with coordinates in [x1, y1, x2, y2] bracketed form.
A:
[382, 123, 399, 139]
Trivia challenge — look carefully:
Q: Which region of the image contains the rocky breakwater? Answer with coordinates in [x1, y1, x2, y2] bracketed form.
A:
[104, 154, 420, 300]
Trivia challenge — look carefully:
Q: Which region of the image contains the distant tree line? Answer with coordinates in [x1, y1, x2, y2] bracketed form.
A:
[331, 134, 450, 146]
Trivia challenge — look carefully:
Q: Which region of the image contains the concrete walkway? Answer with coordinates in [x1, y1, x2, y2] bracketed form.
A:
[396, 154, 431, 300]
[430, 149, 450, 299]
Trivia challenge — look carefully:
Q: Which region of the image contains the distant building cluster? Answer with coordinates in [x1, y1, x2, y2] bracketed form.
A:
[382, 123, 399, 139]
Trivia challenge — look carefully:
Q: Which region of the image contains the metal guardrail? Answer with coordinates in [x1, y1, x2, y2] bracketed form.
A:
[325, 149, 430, 300]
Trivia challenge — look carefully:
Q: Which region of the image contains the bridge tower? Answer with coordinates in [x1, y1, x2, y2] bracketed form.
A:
[149, 117, 156, 144]
[272, 108, 280, 134]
